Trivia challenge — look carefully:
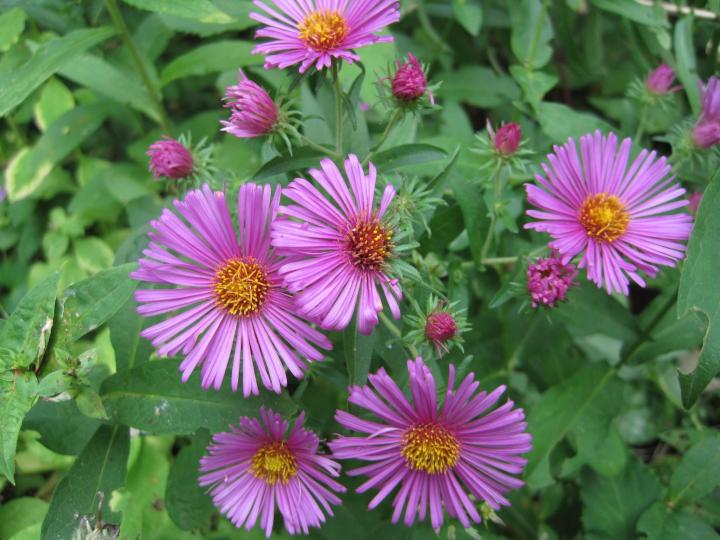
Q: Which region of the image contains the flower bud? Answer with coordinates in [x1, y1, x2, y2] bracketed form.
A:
[492, 122, 522, 155]
[147, 137, 194, 179]
[645, 64, 678, 95]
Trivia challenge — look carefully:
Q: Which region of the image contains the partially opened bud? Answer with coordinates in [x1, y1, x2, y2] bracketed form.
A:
[645, 64, 679, 95]
[425, 312, 457, 354]
[391, 53, 431, 103]
[692, 76, 720, 149]
[147, 137, 194, 179]
[527, 253, 578, 308]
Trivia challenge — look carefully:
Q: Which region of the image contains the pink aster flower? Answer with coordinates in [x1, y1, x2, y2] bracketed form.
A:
[147, 136, 194, 179]
[271, 154, 402, 335]
[645, 64, 680, 95]
[391, 53, 433, 104]
[131, 183, 332, 396]
[251, 0, 400, 73]
[527, 253, 578, 308]
[525, 130, 693, 295]
[199, 408, 345, 537]
[222, 70, 279, 139]
[693, 76, 720, 149]
[329, 357, 532, 529]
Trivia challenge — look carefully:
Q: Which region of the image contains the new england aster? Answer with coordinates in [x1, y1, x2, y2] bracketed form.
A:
[251, 0, 400, 72]
[330, 357, 531, 529]
[271, 154, 402, 335]
[131, 183, 331, 396]
[525, 130, 693, 295]
[200, 408, 344, 537]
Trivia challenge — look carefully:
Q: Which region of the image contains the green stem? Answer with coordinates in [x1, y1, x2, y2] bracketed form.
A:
[634, 104, 649, 141]
[291, 128, 339, 157]
[105, 0, 169, 131]
[619, 289, 678, 366]
[332, 62, 343, 154]
[480, 162, 504, 263]
[363, 109, 403, 166]
[480, 256, 518, 266]
[380, 311, 420, 358]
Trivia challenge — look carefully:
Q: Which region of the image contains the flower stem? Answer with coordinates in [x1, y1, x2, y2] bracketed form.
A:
[288, 127, 339, 157]
[104, 0, 169, 131]
[379, 311, 420, 358]
[480, 162, 504, 263]
[634, 103, 649, 141]
[332, 62, 343, 154]
[363, 109, 403, 166]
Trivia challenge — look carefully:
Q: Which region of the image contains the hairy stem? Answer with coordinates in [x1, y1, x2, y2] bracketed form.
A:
[380, 311, 420, 358]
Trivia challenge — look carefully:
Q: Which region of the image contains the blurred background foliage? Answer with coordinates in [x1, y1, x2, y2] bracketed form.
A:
[0, 0, 719, 539]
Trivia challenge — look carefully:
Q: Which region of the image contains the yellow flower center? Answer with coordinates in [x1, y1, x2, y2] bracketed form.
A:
[298, 10, 349, 52]
[213, 258, 269, 316]
[345, 219, 393, 272]
[401, 423, 460, 474]
[250, 441, 297, 485]
[579, 193, 630, 242]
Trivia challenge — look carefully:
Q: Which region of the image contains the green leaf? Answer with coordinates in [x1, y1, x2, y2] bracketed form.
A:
[581, 457, 661, 540]
[165, 429, 214, 530]
[41, 425, 129, 540]
[674, 17, 700, 115]
[74, 237, 114, 274]
[668, 434, 720, 507]
[451, 173, 489, 269]
[0, 26, 115, 118]
[59, 54, 160, 122]
[122, 0, 235, 24]
[33, 78, 75, 132]
[0, 497, 48, 539]
[509, 65, 558, 108]
[452, 0, 483, 36]
[55, 263, 138, 345]
[371, 144, 447, 172]
[440, 66, 520, 108]
[537, 102, 615, 143]
[109, 296, 154, 373]
[554, 282, 639, 343]
[590, 0, 668, 27]
[0, 371, 38, 484]
[509, 0, 554, 69]
[160, 40, 259, 85]
[637, 502, 719, 540]
[525, 363, 620, 488]
[677, 176, 720, 408]
[5, 103, 110, 201]
[22, 400, 101, 456]
[100, 359, 296, 434]
[0, 7, 26, 52]
[0, 271, 58, 371]
[253, 148, 327, 180]
[343, 320, 377, 386]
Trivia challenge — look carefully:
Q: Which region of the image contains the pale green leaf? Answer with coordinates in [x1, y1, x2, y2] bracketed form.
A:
[0, 372, 38, 484]
[160, 40, 259, 85]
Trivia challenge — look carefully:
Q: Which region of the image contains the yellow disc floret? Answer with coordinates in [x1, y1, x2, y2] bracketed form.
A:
[579, 193, 630, 242]
[213, 258, 269, 316]
[298, 10, 349, 52]
[401, 423, 460, 474]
